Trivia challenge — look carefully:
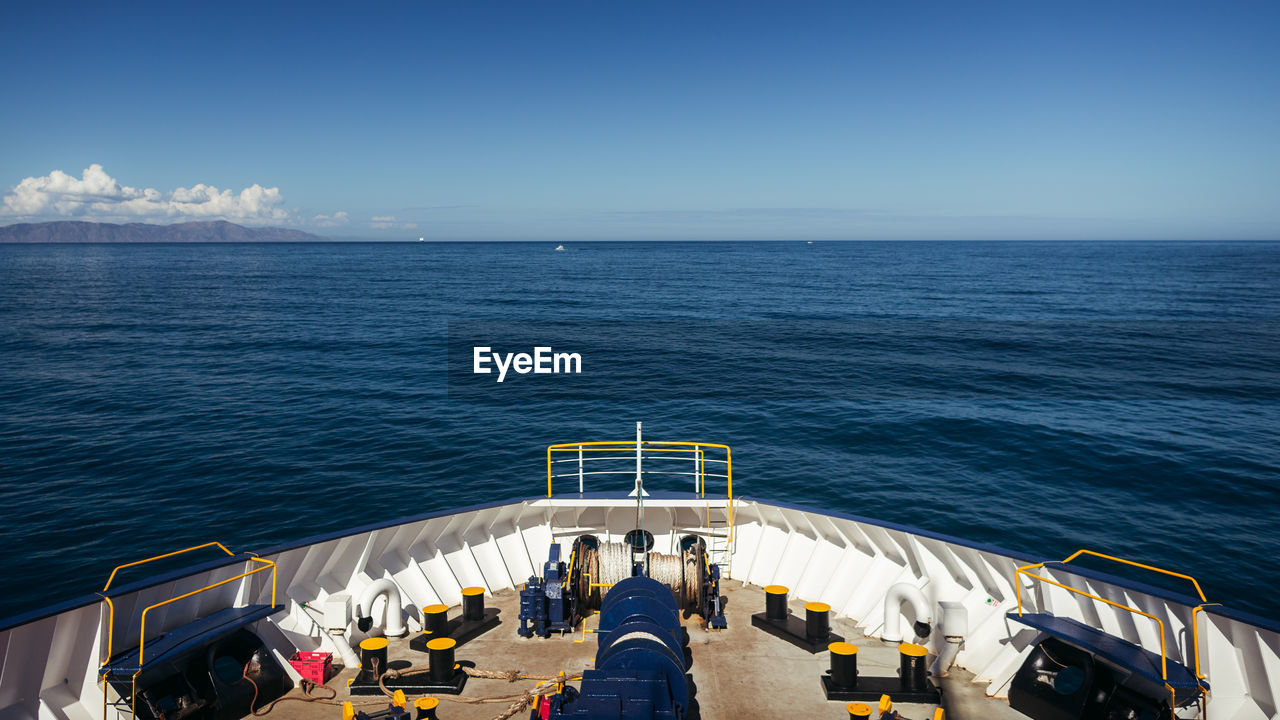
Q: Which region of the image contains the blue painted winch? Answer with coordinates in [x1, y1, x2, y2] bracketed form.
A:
[519, 534, 726, 640]
[533, 575, 691, 720]
[519, 543, 576, 638]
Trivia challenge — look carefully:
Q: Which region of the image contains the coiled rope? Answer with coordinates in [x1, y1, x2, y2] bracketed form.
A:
[574, 541, 702, 610]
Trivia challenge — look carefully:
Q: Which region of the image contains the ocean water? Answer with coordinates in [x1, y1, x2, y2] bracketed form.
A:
[1, 241, 1277, 621]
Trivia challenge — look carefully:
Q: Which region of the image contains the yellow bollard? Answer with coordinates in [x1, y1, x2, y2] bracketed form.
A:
[415, 696, 441, 719]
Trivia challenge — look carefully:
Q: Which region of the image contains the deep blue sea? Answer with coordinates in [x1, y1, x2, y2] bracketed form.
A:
[1, 241, 1277, 621]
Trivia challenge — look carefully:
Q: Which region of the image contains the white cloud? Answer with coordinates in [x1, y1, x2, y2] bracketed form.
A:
[313, 210, 350, 227]
[370, 215, 417, 230]
[1, 164, 291, 224]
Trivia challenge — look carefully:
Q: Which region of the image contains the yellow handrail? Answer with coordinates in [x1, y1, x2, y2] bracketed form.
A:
[1191, 603, 1220, 682]
[99, 594, 114, 720]
[1044, 548, 1210, 686]
[1016, 564, 1170, 682]
[125, 559, 276, 718]
[549, 447, 710, 496]
[98, 545, 278, 720]
[103, 542, 235, 592]
[698, 448, 705, 496]
[1058, 549, 1207, 603]
[547, 442, 732, 495]
[100, 542, 238, 669]
[98, 595, 115, 668]
[546, 440, 734, 541]
[137, 558, 276, 665]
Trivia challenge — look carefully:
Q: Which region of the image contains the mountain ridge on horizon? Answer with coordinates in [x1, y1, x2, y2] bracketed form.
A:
[0, 220, 326, 243]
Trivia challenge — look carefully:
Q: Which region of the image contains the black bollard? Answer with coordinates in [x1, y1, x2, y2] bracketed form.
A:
[423, 604, 449, 636]
[359, 637, 389, 676]
[829, 641, 859, 689]
[805, 601, 831, 639]
[427, 637, 457, 684]
[765, 585, 789, 620]
[899, 643, 928, 691]
[461, 587, 485, 622]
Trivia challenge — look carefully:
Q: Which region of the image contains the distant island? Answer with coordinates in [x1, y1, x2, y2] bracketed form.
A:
[0, 220, 324, 243]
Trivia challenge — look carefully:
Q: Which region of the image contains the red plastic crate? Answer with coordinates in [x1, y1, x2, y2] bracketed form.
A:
[288, 651, 333, 684]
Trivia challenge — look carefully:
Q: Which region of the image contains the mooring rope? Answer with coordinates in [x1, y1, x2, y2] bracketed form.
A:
[242, 676, 386, 715]
[684, 548, 701, 605]
[598, 541, 632, 587]
[575, 541, 702, 610]
[376, 665, 587, 720]
[240, 660, 583, 720]
[648, 551, 684, 605]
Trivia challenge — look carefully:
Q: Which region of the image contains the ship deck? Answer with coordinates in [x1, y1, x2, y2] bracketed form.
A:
[264, 580, 1023, 720]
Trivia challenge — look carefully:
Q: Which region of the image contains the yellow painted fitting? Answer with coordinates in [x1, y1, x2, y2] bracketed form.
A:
[899, 642, 928, 658]
[879, 694, 893, 714]
[416, 697, 440, 709]
[461, 586, 485, 596]
[828, 641, 859, 655]
[848, 702, 873, 718]
[764, 584, 788, 595]
[805, 601, 831, 613]
[426, 637, 457, 651]
[342, 701, 355, 720]
[392, 690, 407, 708]
[933, 709, 945, 720]
[424, 603, 449, 613]
[359, 637, 390, 651]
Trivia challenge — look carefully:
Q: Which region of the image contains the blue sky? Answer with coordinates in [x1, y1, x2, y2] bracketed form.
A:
[2, 1, 1277, 240]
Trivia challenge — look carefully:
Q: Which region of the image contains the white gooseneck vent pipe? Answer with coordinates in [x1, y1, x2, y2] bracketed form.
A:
[357, 579, 408, 637]
[296, 603, 362, 669]
[881, 582, 933, 643]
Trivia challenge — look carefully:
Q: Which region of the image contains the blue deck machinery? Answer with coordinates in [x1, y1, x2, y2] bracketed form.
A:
[518, 533, 726, 639]
[532, 575, 692, 720]
[518, 542, 577, 637]
[522, 426, 728, 719]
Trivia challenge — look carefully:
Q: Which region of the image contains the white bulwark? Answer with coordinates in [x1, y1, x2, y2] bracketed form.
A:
[1, 436, 1276, 720]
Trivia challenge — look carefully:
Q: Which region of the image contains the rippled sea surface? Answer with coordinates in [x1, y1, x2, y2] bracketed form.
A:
[1, 241, 1277, 621]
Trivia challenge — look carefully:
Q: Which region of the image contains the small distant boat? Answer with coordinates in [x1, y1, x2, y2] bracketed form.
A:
[555, 244, 566, 251]
[807, 241, 814, 245]
[418, 237, 425, 242]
